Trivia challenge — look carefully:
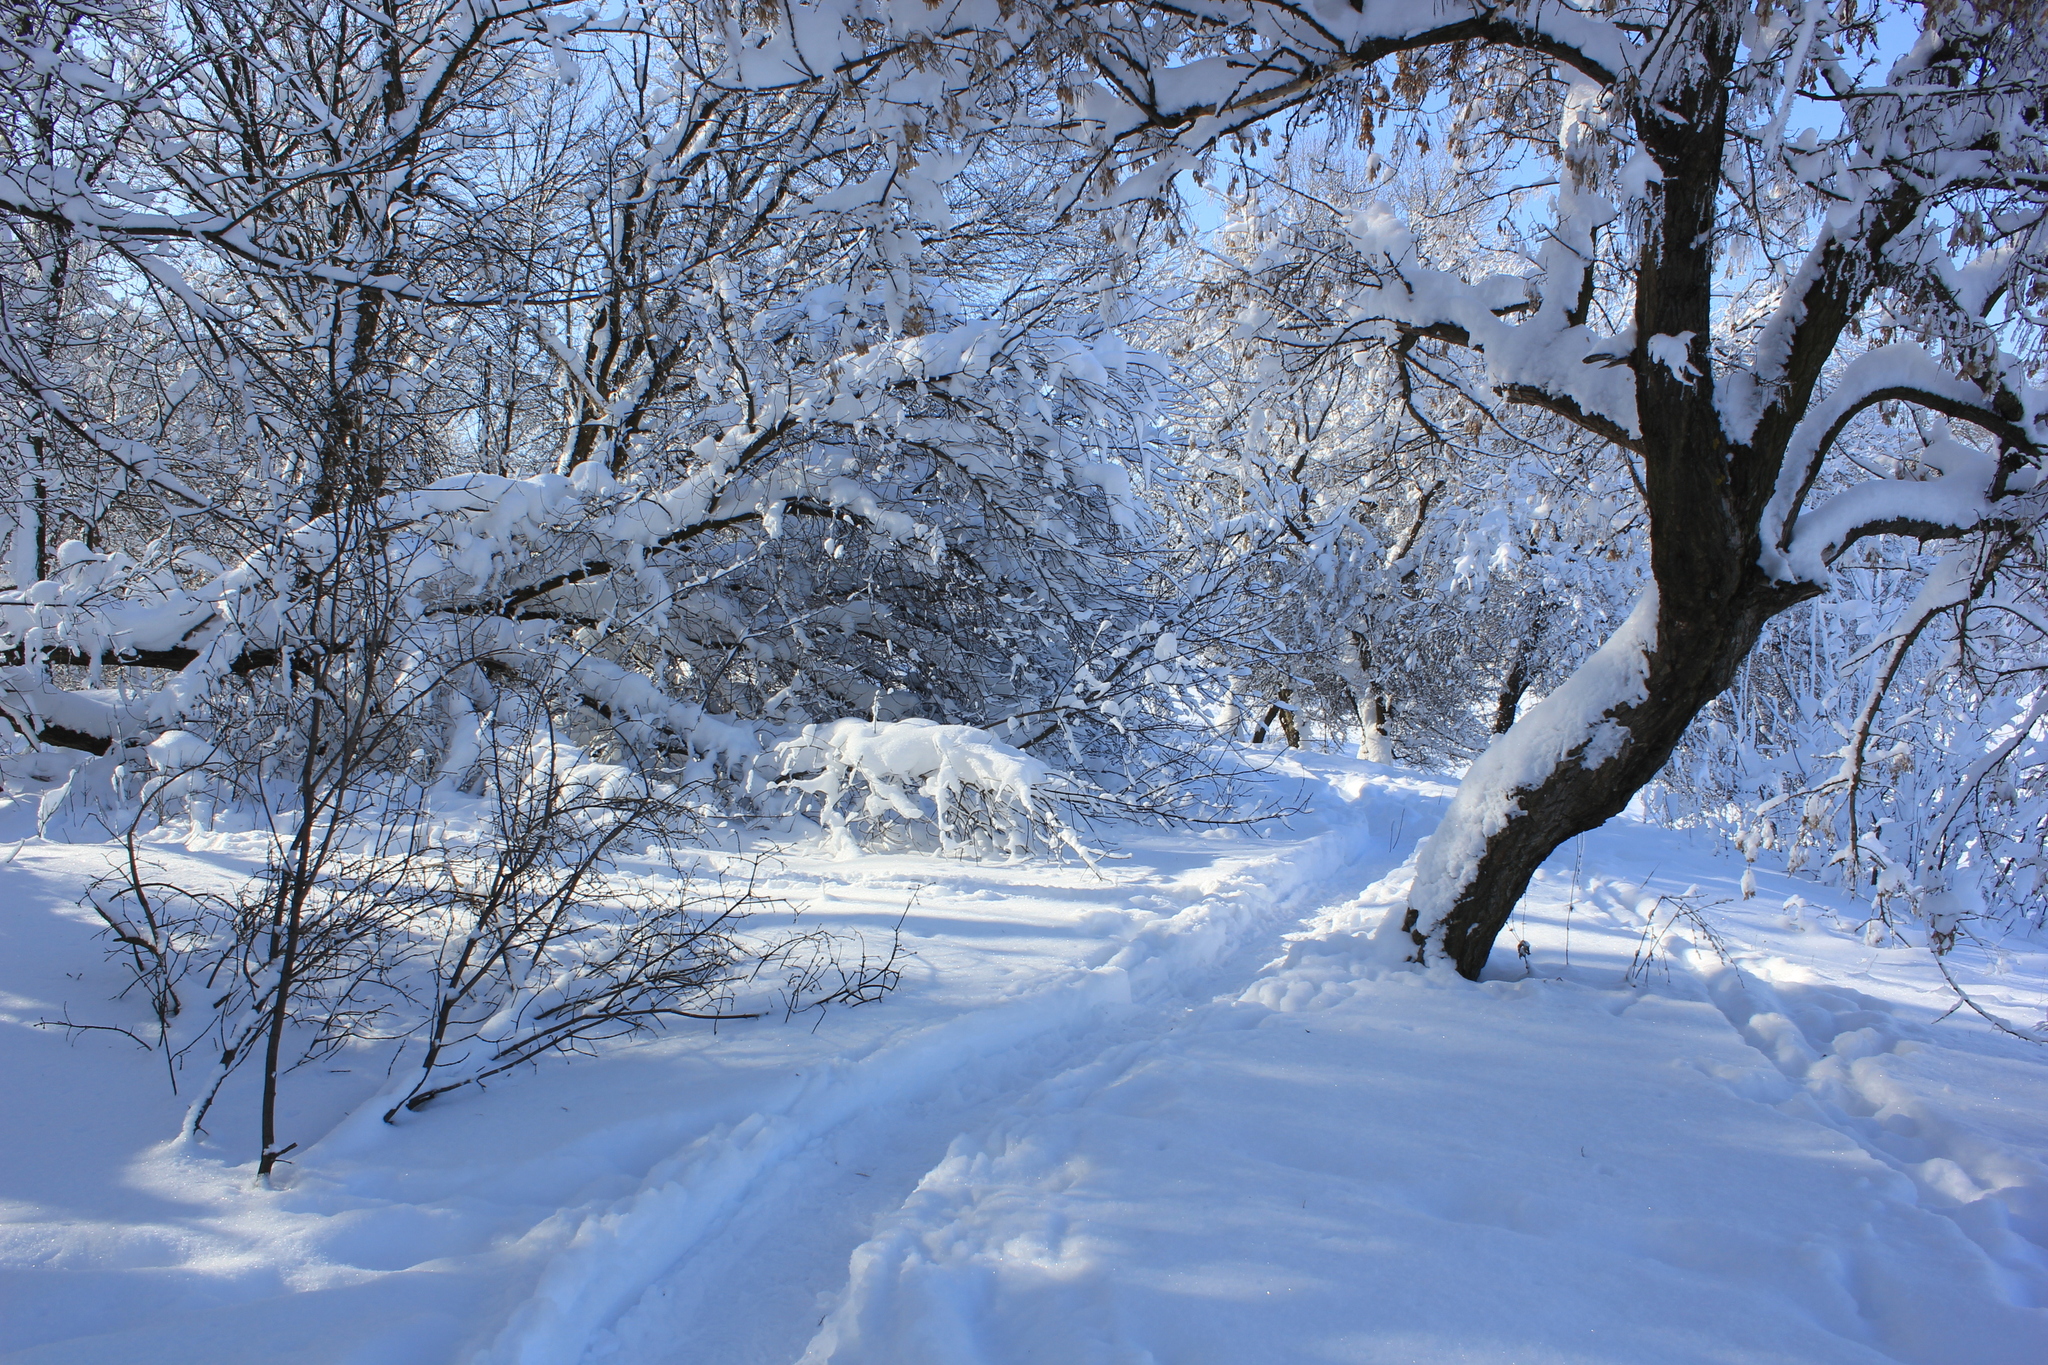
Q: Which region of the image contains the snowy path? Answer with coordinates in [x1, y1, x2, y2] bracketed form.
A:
[794, 882, 2048, 1365]
[3, 758, 2045, 1364]
[482, 765, 2048, 1365]
[484, 765, 1436, 1365]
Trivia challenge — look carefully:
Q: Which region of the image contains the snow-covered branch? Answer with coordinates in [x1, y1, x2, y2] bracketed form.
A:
[1761, 344, 2043, 582]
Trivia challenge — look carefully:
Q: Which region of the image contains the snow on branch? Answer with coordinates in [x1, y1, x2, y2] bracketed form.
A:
[1257, 201, 1640, 446]
[1082, 0, 1632, 143]
[1761, 344, 2038, 583]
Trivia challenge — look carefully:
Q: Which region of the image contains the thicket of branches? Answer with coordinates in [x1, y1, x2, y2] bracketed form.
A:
[6, 0, 2046, 1156]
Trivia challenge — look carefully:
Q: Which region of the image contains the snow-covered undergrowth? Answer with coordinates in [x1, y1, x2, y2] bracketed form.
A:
[770, 718, 1088, 862]
[2, 755, 2044, 1364]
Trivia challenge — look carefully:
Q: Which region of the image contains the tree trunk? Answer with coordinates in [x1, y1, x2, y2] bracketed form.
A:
[1400, 11, 1820, 979]
[1489, 654, 1528, 736]
[1347, 632, 1392, 761]
[1250, 688, 1298, 747]
[257, 701, 324, 1183]
[1401, 573, 1809, 977]
[1358, 687, 1390, 762]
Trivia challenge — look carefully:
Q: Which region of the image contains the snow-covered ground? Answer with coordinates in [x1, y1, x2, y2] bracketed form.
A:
[3, 755, 2044, 1364]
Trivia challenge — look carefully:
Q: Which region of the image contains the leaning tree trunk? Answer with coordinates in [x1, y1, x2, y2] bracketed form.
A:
[1401, 12, 1820, 978]
[1401, 572, 1807, 976]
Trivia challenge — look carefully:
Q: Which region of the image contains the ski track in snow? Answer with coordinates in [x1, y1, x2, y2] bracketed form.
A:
[485, 762, 1428, 1365]
[3, 757, 2045, 1364]
[780, 852, 2048, 1365]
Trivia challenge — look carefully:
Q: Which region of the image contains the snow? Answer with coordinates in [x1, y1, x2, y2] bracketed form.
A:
[1646, 331, 1699, 383]
[773, 719, 1064, 859]
[1325, 201, 1642, 441]
[2, 754, 2045, 1364]
[1759, 345, 2004, 584]
[1780, 428, 2000, 584]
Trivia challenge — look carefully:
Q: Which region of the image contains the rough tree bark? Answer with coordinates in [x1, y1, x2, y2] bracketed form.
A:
[1403, 14, 1794, 975]
[1391, 8, 2039, 977]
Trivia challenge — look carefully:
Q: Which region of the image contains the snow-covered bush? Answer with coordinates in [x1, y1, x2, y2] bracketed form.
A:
[86, 710, 903, 1171]
[772, 718, 1093, 862]
[1662, 534, 2048, 947]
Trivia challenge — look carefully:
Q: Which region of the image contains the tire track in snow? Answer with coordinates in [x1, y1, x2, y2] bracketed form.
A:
[474, 766, 1438, 1365]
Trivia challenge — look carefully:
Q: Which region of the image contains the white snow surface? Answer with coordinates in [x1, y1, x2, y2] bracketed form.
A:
[2, 755, 2045, 1364]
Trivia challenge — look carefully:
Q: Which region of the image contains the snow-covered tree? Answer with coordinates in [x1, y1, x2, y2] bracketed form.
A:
[994, 0, 2048, 976]
[10, 0, 2045, 996]
[1155, 149, 1642, 767]
[0, 0, 1168, 810]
